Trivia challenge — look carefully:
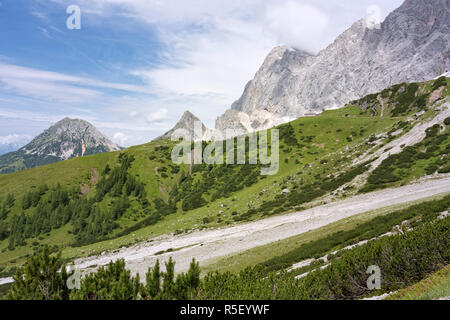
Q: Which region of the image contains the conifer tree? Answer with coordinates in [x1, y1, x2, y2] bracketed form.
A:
[6, 246, 70, 300]
[143, 259, 161, 299]
[0, 202, 7, 220]
[5, 193, 15, 209]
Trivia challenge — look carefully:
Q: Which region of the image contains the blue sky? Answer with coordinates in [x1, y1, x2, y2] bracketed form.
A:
[0, 0, 404, 148]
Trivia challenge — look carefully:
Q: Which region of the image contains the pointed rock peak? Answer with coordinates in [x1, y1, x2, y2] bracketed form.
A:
[155, 110, 209, 142]
[180, 110, 200, 121]
[264, 45, 311, 63]
[266, 46, 290, 59]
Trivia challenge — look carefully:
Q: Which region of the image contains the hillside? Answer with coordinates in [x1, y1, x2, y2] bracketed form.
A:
[0, 77, 448, 272]
[0, 118, 120, 174]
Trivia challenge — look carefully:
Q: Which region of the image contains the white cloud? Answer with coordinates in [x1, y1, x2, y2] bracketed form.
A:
[0, 63, 150, 103]
[264, 2, 329, 54]
[0, 134, 32, 146]
[113, 132, 130, 146]
[146, 108, 169, 123]
[38, 26, 51, 38]
[38, 0, 330, 130]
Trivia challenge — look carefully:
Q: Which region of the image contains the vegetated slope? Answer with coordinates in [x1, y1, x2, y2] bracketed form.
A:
[387, 264, 450, 300]
[5, 206, 448, 300]
[0, 118, 120, 174]
[0, 78, 448, 270]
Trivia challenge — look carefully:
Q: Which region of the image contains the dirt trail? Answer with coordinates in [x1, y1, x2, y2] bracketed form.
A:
[75, 175, 450, 278]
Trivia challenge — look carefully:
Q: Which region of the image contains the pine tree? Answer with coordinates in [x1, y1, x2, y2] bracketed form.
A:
[185, 259, 201, 299]
[162, 257, 175, 299]
[0, 203, 7, 220]
[22, 192, 32, 210]
[143, 259, 161, 299]
[70, 259, 141, 300]
[102, 164, 111, 175]
[5, 193, 15, 209]
[6, 246, 70, 300]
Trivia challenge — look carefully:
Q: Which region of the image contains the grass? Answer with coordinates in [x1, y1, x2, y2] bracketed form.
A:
[387, 264, 450, 300]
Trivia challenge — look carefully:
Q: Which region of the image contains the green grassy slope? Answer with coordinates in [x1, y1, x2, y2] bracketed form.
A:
[0, 77, 448, 271]
[387, 264, 450, 300]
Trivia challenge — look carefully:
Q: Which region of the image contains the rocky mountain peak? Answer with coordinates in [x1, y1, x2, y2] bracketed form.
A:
[0, 118, 120, 174]
[155, 110, 210, 141]
[22, 118, 120, 159]
[216, 0, 450, 134]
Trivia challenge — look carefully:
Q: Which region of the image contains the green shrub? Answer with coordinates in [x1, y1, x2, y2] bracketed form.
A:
[432, 76, 447, 91]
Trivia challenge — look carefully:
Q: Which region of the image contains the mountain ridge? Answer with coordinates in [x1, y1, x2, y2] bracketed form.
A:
[215, 0, 450, 133]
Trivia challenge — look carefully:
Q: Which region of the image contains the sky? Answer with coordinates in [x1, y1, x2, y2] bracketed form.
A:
[0, 0, 404, 149]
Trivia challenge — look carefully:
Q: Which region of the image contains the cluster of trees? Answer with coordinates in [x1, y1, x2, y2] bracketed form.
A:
[260, 195, 450, 273]
[279, 123, 299, 146]
[6, 246, 71, 300]
[6, 247, 201, 300]
[117, 197, 177, 237]
[236, 162, 370, 220]
[71, 199, 119, 246]
[202, 216, 449, 300]
[21, 185, 48, 210]
[432, 76, 448, 91]
[0, 194, 15, 241]
[361, 124, 449, 192]
[96, 153, 146, 201]
[7, 185, 76, 249]
[170, 163, 261, 212]
[6, 213, 449, 300]
[4, 153, 153, 249]
[391, 82, 430, 116]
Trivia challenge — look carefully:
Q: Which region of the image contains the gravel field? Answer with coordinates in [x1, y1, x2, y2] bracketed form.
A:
[74, 175, 450, 278]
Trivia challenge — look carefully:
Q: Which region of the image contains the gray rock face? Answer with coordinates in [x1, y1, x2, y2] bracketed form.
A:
[0, 118, 120, 174]
[216, 0, 450, 133]
[155, 111, 210, 141]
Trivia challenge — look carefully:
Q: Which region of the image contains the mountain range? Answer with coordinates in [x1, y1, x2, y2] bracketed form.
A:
[214, 0, 450, 133]
[0, 118, 120, 174]
[2, 0, 449, 173]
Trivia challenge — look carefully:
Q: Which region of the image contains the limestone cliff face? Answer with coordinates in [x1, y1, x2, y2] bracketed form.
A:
[216, 0, 450, 133]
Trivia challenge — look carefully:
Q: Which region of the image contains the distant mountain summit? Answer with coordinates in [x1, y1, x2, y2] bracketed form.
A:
[0, 118, 120, 174]
[216, 0, 450, 133]
[155, 111, 211, 141]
